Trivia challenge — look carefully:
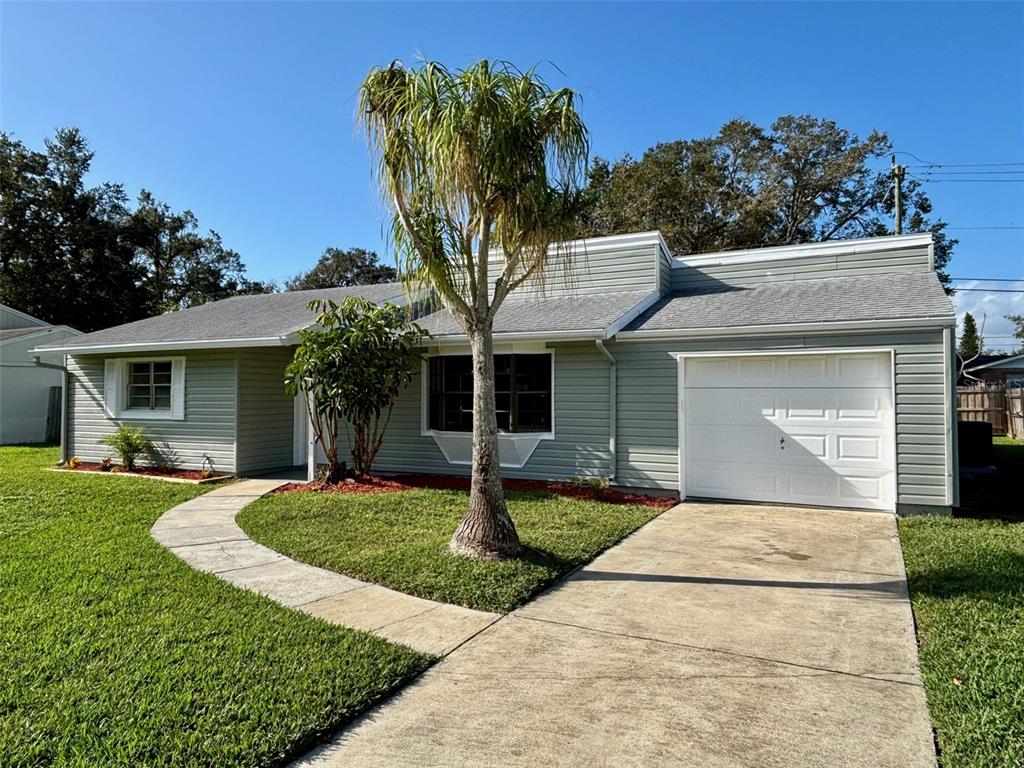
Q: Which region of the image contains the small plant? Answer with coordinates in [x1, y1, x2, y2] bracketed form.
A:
[99, 457, 114, 472]
[66, 456, 81, 469]
[99, 425, 154, 471]
[570, 476, 611, 498]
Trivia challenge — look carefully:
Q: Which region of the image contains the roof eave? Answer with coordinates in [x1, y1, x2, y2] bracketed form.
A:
[30, 335, 291, 356]
[427, 329, 606, 345]
[616, 314, 956, 341]
[965, 353, 1024, 372]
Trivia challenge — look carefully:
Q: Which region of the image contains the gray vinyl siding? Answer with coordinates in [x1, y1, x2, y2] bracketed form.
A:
[1, 306, 47, 330]
[67, 351, 237, 472]
[235, 347, 295, 474]
[487, 241, 661, 299]
[609, 329, 952, 510]
[671, 244, 932, 291]
[368, 342, 613, 481]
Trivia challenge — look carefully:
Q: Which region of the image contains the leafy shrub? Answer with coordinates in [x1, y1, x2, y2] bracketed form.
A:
[99, 425, 154, 471]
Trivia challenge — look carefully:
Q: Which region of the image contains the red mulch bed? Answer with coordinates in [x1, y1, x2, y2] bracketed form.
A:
[276, 474, 675, 508]
[61, 463, 227, 481]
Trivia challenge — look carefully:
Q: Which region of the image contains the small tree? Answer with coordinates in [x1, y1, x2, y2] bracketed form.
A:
[957, 313, 987, 382]
[958, 312, 981, 360]
[284, 297, 428, 481]
[99, 424, 154, 470]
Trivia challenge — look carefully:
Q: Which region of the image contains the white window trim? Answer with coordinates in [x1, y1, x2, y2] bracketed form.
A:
[420, 350, 555, 468]
[104, 356, 186, 421]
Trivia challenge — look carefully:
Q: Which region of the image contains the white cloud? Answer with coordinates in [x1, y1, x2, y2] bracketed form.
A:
[952, 280, 1024, 353]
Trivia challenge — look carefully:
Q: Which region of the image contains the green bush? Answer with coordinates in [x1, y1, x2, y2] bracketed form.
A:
[99, 424, 154, 470]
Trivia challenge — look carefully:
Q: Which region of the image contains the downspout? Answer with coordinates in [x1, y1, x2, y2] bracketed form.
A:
[595, 339, 616, 483]
[33, 355, 69, 464]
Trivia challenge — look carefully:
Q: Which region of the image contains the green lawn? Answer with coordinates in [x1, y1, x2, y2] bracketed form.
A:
[900, 437, 1024, 767]
[239, 487, 664, 613]
[0, 446, 429, 768]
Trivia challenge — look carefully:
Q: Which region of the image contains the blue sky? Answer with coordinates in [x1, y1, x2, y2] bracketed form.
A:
[3, 2, 1023, 348]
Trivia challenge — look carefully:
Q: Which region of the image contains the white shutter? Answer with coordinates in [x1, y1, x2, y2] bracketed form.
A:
[103, 359, 120, 418]
[170, 358, 186, 420]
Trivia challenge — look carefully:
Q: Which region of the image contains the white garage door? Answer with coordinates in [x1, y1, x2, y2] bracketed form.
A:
[682, 351, 895, 511]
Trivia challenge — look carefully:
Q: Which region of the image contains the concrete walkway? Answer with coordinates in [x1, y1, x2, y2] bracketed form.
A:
[295, 502, 936, 768]
[151, 479, 500, 656]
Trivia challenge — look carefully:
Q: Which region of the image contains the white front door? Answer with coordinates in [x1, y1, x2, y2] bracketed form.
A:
[682, 351, 896, 511]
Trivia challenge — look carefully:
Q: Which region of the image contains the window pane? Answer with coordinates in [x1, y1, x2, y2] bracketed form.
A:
[128, 362, 151, 377]
[511, 355, 551, 433]
[128, 390, 151, 409]
[515, 392, 551, 431]
[152, 361, 172, 375]
[153, 387, 172, 409]
[152, 371, 172, 385]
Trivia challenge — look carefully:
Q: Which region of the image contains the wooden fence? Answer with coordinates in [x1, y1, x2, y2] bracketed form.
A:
[957, 385, 1024, 439]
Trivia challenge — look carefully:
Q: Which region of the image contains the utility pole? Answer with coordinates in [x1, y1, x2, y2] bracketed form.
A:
[891, 154, 905, 235]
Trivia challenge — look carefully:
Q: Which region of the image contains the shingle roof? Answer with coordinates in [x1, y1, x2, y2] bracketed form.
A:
[35, 284, 408, 352]
[624, 271, 954, 334]
[417, 290, 655, 340]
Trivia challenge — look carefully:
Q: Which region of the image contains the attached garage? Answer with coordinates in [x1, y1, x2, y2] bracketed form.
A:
[679, 350, 897, 511]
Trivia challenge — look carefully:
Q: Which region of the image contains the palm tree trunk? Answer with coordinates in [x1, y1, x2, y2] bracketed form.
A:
[449, 328, 523, 560]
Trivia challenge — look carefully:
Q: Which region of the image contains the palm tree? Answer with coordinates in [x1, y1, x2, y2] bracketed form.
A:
[359, 60, 589, 560]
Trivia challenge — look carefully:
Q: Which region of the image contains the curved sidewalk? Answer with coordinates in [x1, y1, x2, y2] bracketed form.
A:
[151, 479, 500, 656]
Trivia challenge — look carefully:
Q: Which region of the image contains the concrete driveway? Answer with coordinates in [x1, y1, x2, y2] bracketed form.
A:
[296, 503, 936, 768]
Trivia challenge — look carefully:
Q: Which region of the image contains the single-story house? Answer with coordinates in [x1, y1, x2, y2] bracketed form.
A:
[33, 231, 959, 514]
[1, 304, 81, 444]
[963, 353, 1024, 387]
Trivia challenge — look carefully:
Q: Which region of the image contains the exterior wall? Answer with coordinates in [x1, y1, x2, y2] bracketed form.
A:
[1, 328, 78, 444]
[1, 305, 48, 330]
[671, 243, 933, 292]
[236, 347, 296, 474]
[368, 341, 613, 481]
[67, 350, 237, 472]
[487, 235, 663, 299]
[609, 328, 954, 511]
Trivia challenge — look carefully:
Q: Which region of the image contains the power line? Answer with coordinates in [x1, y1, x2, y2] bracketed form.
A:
[951, 277, 1024, 282]
[894, 151, 1024, 168]
[946, 226, 1024, 231]
[917, 170, 1024, 176]
[908, 174, 1024, 183]
[906, 162, 1024, 168]
[952, 287, 1024, 293]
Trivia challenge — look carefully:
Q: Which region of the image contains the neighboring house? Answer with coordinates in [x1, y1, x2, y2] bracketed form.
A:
[33, 231, 959, 515]
[1, 305, 82, 444]
[963, 353, 1024, 387]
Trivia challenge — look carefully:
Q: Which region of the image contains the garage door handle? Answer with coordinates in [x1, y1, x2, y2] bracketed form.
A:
[779, 437, 785, 451]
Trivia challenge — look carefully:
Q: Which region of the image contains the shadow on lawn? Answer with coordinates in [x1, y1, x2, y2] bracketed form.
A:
[905, 551, 1024, 602]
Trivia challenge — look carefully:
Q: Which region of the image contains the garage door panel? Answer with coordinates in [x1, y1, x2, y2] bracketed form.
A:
[686, 352, 890, 389]
[686, 389, 889, 428]
[683, 352, 895, 511]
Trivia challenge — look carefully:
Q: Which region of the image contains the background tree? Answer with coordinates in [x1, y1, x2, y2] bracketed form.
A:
[359, 59, 589, 560]
[0, 128, 272, 332]
[582, 116, 957, 291]
[285, 247, 397, 291]
[1, 129, 147, 331]
[958, 313, 982, 360]
[1007, 315, 1024, 353]
[284, 297, 427, 481]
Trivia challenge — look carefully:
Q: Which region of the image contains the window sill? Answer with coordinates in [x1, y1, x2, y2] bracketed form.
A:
[423, 430, 553, 468]
[116, 410, 181, 422]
